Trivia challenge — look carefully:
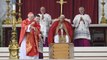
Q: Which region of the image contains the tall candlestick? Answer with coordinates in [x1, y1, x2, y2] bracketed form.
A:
[17, 2, 22, 24]
[9, 9, 19, 59]
[12, 4, 16, 10]
[100, 0, 107, 24]
[3, 0, 11, 24]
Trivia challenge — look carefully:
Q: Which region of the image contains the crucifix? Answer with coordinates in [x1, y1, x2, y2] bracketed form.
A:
[56, 0, 67, 15]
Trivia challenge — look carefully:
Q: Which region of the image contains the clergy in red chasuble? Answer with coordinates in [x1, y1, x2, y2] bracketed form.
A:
[19, 12, 40, 59]
[48, 15, 73, 45]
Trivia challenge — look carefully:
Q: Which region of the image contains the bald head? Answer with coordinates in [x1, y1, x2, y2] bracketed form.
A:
[40, 7, 46, 14]
[59, 14, 65, 22]
[60, 15, 65, 19]
[79, 7, 85, 14]
[27, 12, 34, 20]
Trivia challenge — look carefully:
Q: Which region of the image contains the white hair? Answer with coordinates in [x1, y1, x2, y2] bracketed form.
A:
[28, 13, 34, 18]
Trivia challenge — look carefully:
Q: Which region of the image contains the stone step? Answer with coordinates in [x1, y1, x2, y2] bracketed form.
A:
[0, 47, 107, 59]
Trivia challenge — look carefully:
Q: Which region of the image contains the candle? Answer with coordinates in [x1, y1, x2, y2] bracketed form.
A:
[13, 4, 16, 10]
[19, 0, 21, 3]
[61, 29, 63, 36]
[12, 0, 16, 3]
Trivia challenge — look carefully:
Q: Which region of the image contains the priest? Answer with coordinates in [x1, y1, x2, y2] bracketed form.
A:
[48, 15, 73, 45]
[19, 12, 41, 59]
[73, 7, 91, 46]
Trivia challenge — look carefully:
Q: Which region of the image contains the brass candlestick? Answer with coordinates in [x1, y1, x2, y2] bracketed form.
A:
[17, 3, 22, 24]
[3, 0, 11, 24]
[9, 10, 19, 59]
[100, 0, 107, 24]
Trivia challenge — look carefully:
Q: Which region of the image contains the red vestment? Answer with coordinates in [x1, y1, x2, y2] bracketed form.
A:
[48, 19, 73, 45]
[19, 19, 40, 56]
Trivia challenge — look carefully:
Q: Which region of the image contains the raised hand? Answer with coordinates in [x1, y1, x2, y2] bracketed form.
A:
[30, 22, 35, 25]
[80, 17, 85, 24]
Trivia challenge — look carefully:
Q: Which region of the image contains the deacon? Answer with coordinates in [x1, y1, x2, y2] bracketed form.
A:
[48, 15, 73, 45]
[73, 7, 91, 46]
[19, 12, 41, 59]
[38, 7, 52, 47]
[38, 6, 52, 59]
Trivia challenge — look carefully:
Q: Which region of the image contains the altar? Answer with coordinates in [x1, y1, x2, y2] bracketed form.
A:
[1, 24, 107, 47]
